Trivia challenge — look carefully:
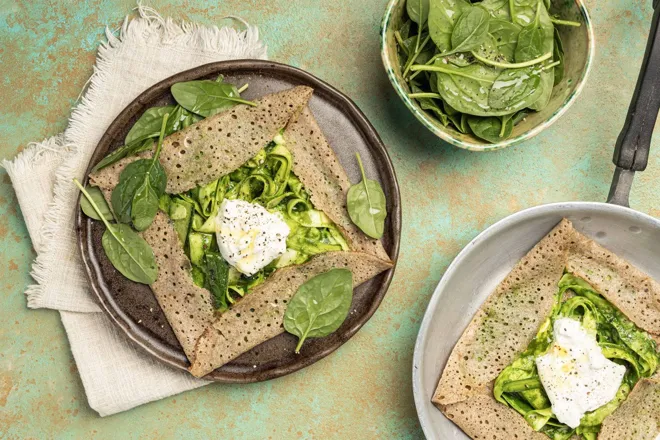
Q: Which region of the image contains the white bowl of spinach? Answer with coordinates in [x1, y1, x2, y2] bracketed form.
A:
[381, 0, 594, 151]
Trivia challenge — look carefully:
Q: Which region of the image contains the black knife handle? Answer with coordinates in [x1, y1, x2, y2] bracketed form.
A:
[613, 3, 660, 171]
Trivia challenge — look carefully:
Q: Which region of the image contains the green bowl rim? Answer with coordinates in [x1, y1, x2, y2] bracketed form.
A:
[380, 0, 596, 152]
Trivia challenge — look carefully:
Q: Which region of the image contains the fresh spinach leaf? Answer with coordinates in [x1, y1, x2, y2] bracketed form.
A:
[489, 19, 522, 62]
[112, 160, 167, 226]
[459, 113, 471, 133]
[399, 19, 413, 40]
[407, 0, 430, 24]
[411, 83, 450, 125]
[553, 28, 565, 85]
[131, 176, 161, 231]
[80, 185, 113, 221]
[528, 68, 554, 111]
[510, 0, 541, 26]
[93, 136, 153, 172]
[102, 223, 159, 284]
[480, 0, 511, 20]
[428, 0, 469, 52]
[432, 62, 503, 116]
[205, 252, 230, 312]
[514, 0, 553, 63]
[74, 179, 158, 284]
[112, 114, 169, 229]
[283, 268, 353, 353]
[488, 66, 543, 111]
[125, 105, 176, 144]
[347, 153, 387, 239]
[171, 79, 256, 118]
[445, 5, 491, 56]
[512, 109, 528, 125]
[468, 115, 513, 142]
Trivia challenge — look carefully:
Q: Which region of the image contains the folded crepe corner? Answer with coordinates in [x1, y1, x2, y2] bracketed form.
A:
[89, 85, 394, 377]
[433, 218, 660, 438]
[189, 251, 393, 377]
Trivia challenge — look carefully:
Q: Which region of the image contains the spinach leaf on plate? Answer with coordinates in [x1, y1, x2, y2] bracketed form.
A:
[92, 136, 153, 172]
[125, 105, 176, 144]
[347, 153, 387, 239]
[74, 179, 158, 285]
[112, 114, 169, 230]
[102, 223, 159, 284]
[283, 268, 353, 353]
[171, 78, 256, 117]
[80, 185, 113, 221]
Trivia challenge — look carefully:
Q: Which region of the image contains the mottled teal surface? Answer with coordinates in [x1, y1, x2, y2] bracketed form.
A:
[0, 0, 658, 438]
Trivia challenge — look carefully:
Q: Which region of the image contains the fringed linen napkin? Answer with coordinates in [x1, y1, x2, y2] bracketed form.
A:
[2, 5, 267, 416]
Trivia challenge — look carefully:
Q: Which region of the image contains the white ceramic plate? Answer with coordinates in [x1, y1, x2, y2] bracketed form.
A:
[412, 202, 660, 439]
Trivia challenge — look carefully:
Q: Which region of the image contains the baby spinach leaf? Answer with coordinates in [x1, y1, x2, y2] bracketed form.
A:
[80, 185, 113, 221]
[528, 68, 554, 111]
[399, 18, 413, 40]
[468, 115, 513, 142]
[102, 223, 159, 284]
[112, 158, 167, 225]
[446, 5, 491, 56]
[347, 153, 387, 239]
[283, 268, 353, 353]
[433, 62, 503, 116]
[93, 136, 153, 172]
[125, 106, 176, 144]
[480, 0, 511, 20]
[407, 0, 430, 24]
[204, 252, 230, 312]
[131, 178, 160, 231]
[428, 0, 469, 52]
[74, 179, 158, 285]
[510, 0, 540, 26]
[553, 28, 565, 85]
[488, 66, 543, 111]
[126, 105, 199, 145]
[489, 19, 522, 62]
[411, 83, 450, 125]
[514, 1, 553, 63]
[471, 34, 501, 63]
[112, 114, 169, 229]
[171, 79, 256, 118]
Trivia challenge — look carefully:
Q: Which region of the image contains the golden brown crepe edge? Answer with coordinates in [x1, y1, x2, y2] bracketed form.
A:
[188, 251, 393, 377]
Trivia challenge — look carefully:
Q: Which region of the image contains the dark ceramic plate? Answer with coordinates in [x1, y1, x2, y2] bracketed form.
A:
[76, 60, 401, 382]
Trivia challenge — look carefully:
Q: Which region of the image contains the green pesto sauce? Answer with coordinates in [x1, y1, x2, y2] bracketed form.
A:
[493, 273, 660, 440]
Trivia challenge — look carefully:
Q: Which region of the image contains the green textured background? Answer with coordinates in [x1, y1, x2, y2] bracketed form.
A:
[1, 0, 658, 438]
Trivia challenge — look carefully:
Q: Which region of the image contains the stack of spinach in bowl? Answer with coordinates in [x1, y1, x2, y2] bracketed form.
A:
[395, 0, 579, 144]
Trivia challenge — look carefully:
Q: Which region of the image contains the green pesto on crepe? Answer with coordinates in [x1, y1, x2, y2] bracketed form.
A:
[162, 136, 349, 312]
[494, 273, 660, 440]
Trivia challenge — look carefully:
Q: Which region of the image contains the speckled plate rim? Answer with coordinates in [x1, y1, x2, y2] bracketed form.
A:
[411, 201, 660, 438]
[76, 60, 402, 383]
[380, 0, 596, 152]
